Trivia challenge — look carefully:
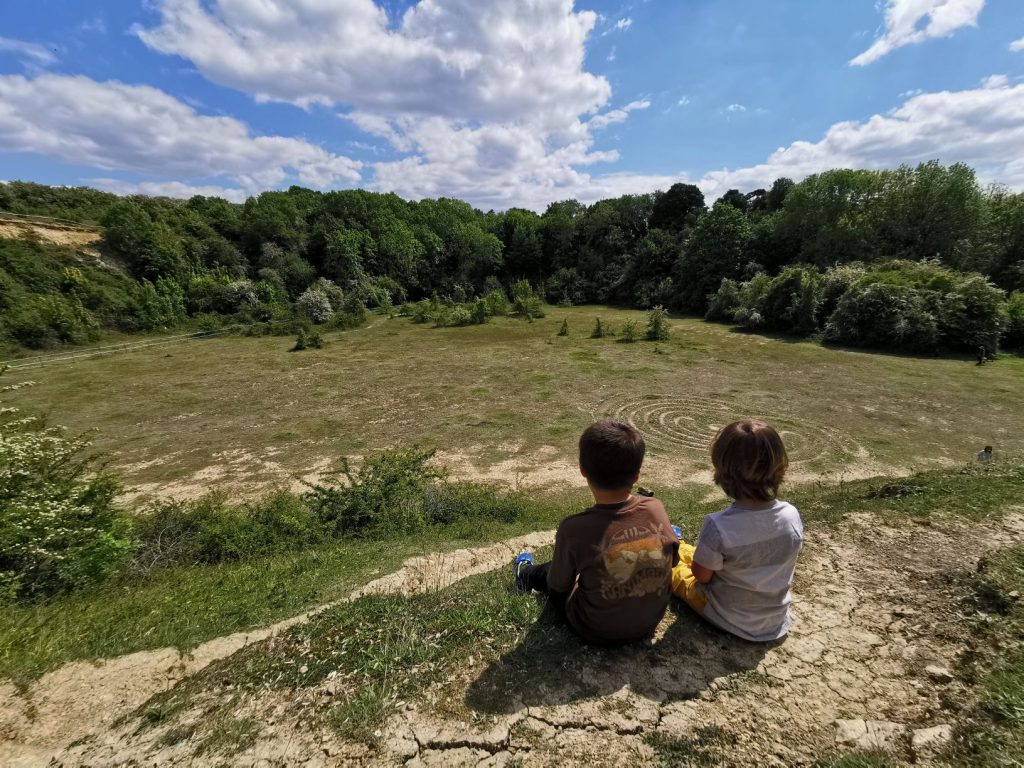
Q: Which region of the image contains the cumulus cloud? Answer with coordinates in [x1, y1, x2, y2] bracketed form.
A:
[135, 0, 658, 211]
[0, 36, 57, 66]
[1011, 36, 1024, 52]
[851, 0, 985, 66]
[696, 79, 1024, 200]
[0, 74, 361, 194]
[726, 103, 747, 113]
[135, 0, 609, 128]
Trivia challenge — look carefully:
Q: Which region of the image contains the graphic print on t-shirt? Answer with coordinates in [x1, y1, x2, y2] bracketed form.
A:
[598, 522, 671, 601]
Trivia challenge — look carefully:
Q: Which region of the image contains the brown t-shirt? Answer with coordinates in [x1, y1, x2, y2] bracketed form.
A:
[548, 495, 680, 645]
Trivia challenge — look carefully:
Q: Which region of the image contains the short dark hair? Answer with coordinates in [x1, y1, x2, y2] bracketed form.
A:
[711, 420, 788, 502]
[579, 419, 645, 491]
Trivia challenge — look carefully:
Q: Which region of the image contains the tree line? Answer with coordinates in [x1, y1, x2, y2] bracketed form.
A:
[1, 160, 1022, 354]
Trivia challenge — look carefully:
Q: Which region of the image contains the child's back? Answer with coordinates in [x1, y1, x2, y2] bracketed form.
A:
[550, 494, 677, 645]
[692, 499, 803, 641]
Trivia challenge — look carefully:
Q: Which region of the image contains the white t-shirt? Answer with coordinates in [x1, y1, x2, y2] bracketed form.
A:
[692, 500, 804, 642]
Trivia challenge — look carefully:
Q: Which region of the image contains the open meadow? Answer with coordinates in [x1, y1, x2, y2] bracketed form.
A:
[9, 305, 1022, 503]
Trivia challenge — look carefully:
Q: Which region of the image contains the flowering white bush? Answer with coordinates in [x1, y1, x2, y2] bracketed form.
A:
[297, 286, 334, 324]
[0, 366, 132, 600]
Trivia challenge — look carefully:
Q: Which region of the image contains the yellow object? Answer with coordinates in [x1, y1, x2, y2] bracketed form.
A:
[671, 541, 708, 613]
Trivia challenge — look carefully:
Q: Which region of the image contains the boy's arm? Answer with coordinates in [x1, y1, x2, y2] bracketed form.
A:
[691, 517, 724, 584]
[545, 523, 576, 594]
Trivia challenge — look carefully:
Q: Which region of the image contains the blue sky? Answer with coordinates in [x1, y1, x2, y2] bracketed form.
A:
[1, 0, 1022, 210]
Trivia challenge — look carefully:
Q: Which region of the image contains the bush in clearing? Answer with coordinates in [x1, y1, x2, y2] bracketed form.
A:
[304, 448, 529, 537]
[645, 305, 670, 341]
[620, 320, 639, 343]
[131, 491, 324, 571]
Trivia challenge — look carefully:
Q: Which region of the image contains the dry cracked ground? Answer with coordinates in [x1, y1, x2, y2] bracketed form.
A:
[3, 511, 1022, 768]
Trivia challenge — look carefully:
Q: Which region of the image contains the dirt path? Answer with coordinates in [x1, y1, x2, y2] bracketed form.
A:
[0, 531, 555, 767]
[7, 511, 1024, 767]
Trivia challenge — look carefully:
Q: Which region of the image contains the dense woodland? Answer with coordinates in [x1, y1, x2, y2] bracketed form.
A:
[2, 160, 1023, 354]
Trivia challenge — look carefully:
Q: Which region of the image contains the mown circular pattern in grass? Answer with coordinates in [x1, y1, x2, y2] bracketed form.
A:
[599, 394, 867, 469]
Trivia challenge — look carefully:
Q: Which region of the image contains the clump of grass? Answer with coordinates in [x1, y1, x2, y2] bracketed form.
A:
[645, 726, 736, 767]
[949, 545, 1024, 765]
[194, 717, 260, 756]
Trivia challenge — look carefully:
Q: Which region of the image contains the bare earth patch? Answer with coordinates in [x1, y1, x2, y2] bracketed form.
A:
[10, 510, 1020, 767]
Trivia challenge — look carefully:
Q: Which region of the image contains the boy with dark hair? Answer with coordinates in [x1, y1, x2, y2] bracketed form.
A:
[513, 419, 680, 645]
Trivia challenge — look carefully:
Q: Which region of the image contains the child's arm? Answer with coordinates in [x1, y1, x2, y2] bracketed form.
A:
[691, 517, 724, 585]
[691, 561, 715, 584]
[545, 523, 576, 595]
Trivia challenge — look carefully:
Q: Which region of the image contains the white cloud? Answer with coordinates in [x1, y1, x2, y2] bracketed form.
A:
[1011, 36, 1024, 52]
[135, 0, 655, 211]
[851, 0, 985, 66]
[603, 17, 632, 35]
[678, 96, 691, 107]
[696, 79, 1024, 200]
[726, 103, 747, 113]
[588, 100, 650, 130]
[89, 179, 247, 203]
[0, 36, 57, 66]
[981, 74, 1008, 88]
[136, 0, 609, 128]
[0, 74, 361, 195]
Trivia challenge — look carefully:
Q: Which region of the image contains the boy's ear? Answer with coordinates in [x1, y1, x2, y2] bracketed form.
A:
[579, 463, 588, 479]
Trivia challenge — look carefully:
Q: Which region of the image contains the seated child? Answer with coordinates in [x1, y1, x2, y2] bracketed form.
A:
[513, 419, 680, 645]
[672, 419, 803, 642]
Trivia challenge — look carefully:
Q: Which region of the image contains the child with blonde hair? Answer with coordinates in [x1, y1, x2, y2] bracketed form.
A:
[673, 419, 803, 641]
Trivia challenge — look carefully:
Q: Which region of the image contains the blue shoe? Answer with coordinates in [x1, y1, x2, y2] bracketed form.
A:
[513, 552, 534, 592]
[671, 525, 683, 540]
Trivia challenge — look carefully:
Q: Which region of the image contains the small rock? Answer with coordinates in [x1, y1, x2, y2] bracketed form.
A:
[925, 665, 954, 684]
[835, 719, 906, 751]
[323, 682, 339, 696]
[1009, 590, 1020, 600]
[299, 665, 309, 675]
[912, 724, 953, 760]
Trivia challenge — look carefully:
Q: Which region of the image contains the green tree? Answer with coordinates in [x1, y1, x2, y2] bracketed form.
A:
[649, 184, 706, 232]
[674, 202, 753, 312]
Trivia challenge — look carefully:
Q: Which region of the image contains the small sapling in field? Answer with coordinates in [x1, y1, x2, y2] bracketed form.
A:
[558, 319, 569, 336]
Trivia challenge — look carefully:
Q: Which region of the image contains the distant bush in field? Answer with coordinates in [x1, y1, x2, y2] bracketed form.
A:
[619, 320, 639, 343]
[0, 367, 133, 601]
[557, 319, 569, 336]
[511, 280, 545, 320]
[645, 306, 670, 341]
[297, 285, 334, 324]
[590, 318, 604, 338]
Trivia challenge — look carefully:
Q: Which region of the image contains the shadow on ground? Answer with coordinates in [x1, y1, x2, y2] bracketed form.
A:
[465, 597, 777, 714]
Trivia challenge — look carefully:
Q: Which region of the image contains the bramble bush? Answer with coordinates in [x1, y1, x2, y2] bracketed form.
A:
[303, 448, 529, 537]
[0, 366, 133, 601]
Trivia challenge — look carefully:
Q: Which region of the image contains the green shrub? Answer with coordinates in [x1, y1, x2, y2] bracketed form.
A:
[303, 449, 526, 537]
[590, 318, 604, 338]
[760, 266, 823, 336]
[1004, 291, 1024, 349]
[0, 367, 133, 600]
[620, 320, 639, 343]
[482, 289, 511, 317]
[131, 491, 324, 570]
[296, 286, 334, 324]
[470, 300, 489, 325]
[705, 279, 742, 323]
[305, 448, 443, 536]
[645, 306, 670, 341]
[557, 319, 569, 336]
[824, 283, 940, 352]
[291, 328, 308, 351]
[511, 280, 545, 320]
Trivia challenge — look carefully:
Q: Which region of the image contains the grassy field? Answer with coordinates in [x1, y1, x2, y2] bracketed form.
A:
[5, 306, 1022, 502]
